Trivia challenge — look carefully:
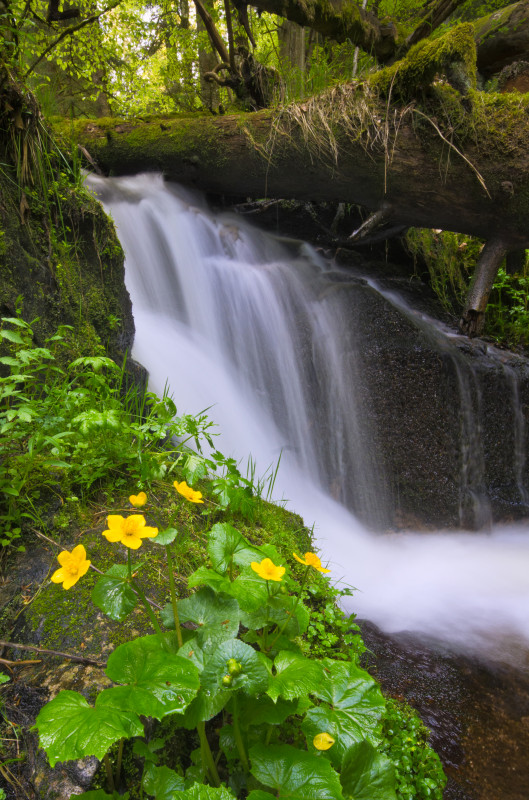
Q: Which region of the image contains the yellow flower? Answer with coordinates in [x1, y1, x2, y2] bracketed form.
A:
[174, 480, 204, 504]
[313, 732, 335, 751]
[250, 557, 285, 582]
[102, 515, 158, 549]
[293, 551, 331, 573]
[51, 545, 91, 590]
[129, 491, 147, 507]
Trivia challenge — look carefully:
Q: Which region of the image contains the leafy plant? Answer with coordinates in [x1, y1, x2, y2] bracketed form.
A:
[485, 263, 529, 346]
[34, 497, 446, 799]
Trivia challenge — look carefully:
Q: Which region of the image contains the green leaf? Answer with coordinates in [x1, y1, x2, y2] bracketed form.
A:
[91, 565, 137, 622]
[250, 743, 344, 799]
[188, 566, 231, 593]
[226, 570, 269, 612]
[152, 527, 178, 545]
[0, 329, 24, 344]
[76, 792, 129, 800]
[180, 785, 237, 798]
[182, 453, 209, 485]
[34, 690, 143, 767]
[0, 357, 20, 366]
[104, 635, 200, 719]
[173, 587, 240, 648]
[175, 685, 230, 729]
[302, 659, 386, 766]
[207, 522, 263, 574]
[201, 639, 269, 696]
[247, 793, 276, 800]
[340, 741, 397, 800]
[142, 763, 184, 799]
[238, 695, 298, 729]
[267, 652, 324, 703]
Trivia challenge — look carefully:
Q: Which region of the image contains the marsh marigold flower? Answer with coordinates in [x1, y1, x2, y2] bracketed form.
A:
[293, 552, 331, 573]
[129, 491, 147, 508]
[250, 557, 285, 582]
[103, 515, 158, 549]
[51, 544, 91, 590]
[313, 732, 335, 751]
[174, 480, 204, 504]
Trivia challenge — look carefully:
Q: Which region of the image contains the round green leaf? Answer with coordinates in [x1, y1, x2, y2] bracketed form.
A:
[91, 565, 137, 622]
[105, 636, 200, 719]
[201, 639, 269, 696]
[302, 658, 385, 765]
[152, 527, 178, 546]
[249, 743, 344, 799]
[266, 652, 324, 703]
[207, 522, 263, 574]
[175, 587, 240, 649]
[34, 690, 143, 767]
[340, 741, 397, 800]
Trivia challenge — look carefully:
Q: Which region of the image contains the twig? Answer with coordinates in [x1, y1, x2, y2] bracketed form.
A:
[0, 640, 105, 667]
[0, 657, 41, 666]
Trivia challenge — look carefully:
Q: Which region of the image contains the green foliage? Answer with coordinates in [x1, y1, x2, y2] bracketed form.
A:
[406, 228, 482, 313]
[485, 263, 529, 347]
[34, 506, 446, 799]
[379, 700, 446, 800]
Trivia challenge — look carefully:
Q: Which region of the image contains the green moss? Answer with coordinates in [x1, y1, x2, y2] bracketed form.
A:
[370, 24, 477, 98]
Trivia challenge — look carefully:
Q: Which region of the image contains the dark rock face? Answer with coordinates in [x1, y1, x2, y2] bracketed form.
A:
[347, 276, 529, 529]
[0, 168, 134, 363]
[360, 620, 529, 800]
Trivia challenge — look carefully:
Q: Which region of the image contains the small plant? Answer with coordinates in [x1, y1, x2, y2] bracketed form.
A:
[33, 487, 446, 799]
[485, 263, 529, 346]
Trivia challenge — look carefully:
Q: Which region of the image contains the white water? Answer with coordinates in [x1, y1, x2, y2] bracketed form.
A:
[90, 173, 529, 664]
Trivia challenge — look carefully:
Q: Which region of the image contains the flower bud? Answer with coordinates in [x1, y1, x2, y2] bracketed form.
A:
[222, 674, 233, 687]
[227, 658, 242, 676]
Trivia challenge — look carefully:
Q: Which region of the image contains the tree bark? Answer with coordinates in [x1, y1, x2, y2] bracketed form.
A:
[474, 0, 529, 78]
[459, 239, 508, 336]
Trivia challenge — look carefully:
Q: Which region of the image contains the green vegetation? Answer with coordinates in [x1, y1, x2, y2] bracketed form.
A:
[0, 308, 445, 799]
[32, 497, 447, 799]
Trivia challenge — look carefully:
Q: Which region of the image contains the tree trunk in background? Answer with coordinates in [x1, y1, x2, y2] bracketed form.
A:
[198, 3, 220, 112]
[278, 20, 305, 83]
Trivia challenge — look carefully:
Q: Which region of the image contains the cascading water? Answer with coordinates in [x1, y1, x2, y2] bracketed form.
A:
[90, 173, 529, 663]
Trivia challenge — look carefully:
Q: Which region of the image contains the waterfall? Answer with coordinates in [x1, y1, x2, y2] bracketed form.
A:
[90, 173, 529, 664]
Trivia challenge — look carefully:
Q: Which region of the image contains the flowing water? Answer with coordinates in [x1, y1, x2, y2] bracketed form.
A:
[89, 173, 529, 666]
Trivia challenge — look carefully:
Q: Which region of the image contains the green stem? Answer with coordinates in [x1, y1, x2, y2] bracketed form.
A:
[130, 577, 166, 643]
[197, 721, 221, 787]
[166, 545, 183, 648]
[127, 548, 132, 580]
[231, 693, 249, 771]
[115, 738, 124, 786]
[268, 567, 309, 651]
[104, 754, 115, 793]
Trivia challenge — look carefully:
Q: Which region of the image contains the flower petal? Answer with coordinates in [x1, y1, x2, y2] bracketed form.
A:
[107, 515, 125, 529]
[103, 529, 123, 543]
[51, 567, 67, 584]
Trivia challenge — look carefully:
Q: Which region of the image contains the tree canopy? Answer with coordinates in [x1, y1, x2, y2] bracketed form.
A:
[1, 0, 529, 336]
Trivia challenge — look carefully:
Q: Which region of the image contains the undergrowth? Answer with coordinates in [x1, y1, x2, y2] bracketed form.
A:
[0, 310, 446, 800]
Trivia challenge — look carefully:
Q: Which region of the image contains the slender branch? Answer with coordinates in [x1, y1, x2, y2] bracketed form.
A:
[24, 0, 122, 79]
[0, 639, 106, 666]
[193, 0, 230, 64]
[224, 0, 236, 71]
